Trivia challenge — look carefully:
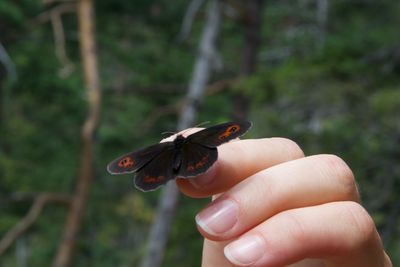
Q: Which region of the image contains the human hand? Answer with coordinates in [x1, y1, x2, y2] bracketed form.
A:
[173, 132, 392, 267]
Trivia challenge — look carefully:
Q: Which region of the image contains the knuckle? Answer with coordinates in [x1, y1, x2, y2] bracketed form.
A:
[342, 202, 377, 247]
[318, 154, 359, 200]
[272, 137, 305, 159]
[281, 211, 309, 245]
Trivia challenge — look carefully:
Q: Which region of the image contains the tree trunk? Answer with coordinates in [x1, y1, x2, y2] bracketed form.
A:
[0, 42, 17, 128]
[232, 0, 264, 120]
[0, 42, 17, 82]
[52, 0, 101, 266]
[139, 1, 222, 267]
[316, 0, 329, 48]
[16, 237, 27, 267]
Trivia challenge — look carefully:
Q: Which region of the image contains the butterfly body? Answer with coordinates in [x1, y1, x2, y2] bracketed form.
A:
[107, 121, 251, 191]
[171, 135, 186, 172]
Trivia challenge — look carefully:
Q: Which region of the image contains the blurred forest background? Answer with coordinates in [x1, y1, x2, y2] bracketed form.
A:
[1, 0, 400, 266]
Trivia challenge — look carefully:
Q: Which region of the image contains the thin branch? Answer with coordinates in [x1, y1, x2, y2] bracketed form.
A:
[141, 105, 180, 133]
[34, 3, 76, 77]
[0, 192, 63, 203]
[51, 8, 75, 78]
[33, 3, 76, 78]
[176, 0, 206, 42]
[0, 193, 71, 256]
[106, 79, 236, 95]
[0, 42, 17, 83]
[141, 78, 236, 133]
[34, 3, 76, 25]
[43, 0, 76, 4]
[104, 83, 186, 94]
[206, 77, 237, 94]
[222, 0, 247, 22]
[316, 0, 329, 48]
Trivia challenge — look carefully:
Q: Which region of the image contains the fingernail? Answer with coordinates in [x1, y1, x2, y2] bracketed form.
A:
[189, 166, 217, 188]
[195, 199, 238, 235]
[224, 235, 265, 266]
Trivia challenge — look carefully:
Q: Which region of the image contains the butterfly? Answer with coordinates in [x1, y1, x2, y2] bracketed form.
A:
[107, 121, 252, 191]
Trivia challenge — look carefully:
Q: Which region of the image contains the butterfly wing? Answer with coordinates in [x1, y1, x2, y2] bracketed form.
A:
[108, 121, 252, 191]
[178, 142, 218, 177]
[187, 121, 252, 147]
[107, 142, 173, 174]
[134, 146, 177, 191]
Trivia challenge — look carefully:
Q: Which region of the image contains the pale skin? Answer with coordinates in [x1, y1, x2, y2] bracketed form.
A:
[164, 129, 393, 267]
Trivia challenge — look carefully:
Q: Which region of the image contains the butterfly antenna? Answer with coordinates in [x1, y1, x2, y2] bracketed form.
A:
[178, 121, 211, 136]
[194, 121, 210, 128]
[161, 131, 177, 136]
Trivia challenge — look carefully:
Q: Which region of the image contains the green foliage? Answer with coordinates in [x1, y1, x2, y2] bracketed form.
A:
[1, 0, 399, 266]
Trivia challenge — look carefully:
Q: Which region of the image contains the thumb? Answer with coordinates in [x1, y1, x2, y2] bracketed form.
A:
[201, 239, 230, 267]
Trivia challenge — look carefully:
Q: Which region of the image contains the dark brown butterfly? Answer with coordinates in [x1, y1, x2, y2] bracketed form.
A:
[107, 121, 252, 191]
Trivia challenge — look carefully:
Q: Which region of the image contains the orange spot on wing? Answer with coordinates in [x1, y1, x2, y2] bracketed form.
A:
[118, 156, 134, 168]
[144, 175, 165, 183]
[186, 154, 210, 172]
[218, 125, 241, 140]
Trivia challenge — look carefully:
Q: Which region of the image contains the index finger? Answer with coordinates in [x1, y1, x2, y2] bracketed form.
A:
[176, 136, 305, 198]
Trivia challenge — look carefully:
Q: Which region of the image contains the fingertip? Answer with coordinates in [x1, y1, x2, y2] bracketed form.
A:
[160, 127, 203, 143]
[175, 179, 199, 197]
[176, 164, 219, 198]
[190, 163, 218, 188]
